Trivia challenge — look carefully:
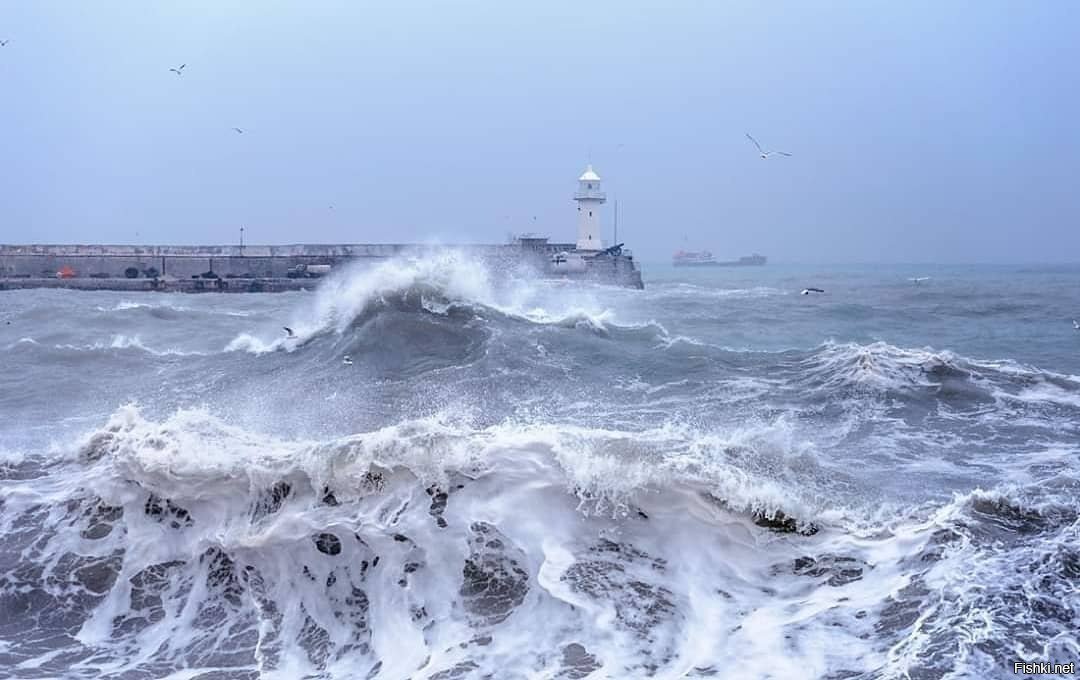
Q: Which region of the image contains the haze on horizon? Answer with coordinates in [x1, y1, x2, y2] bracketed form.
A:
[1, 1, 1078, 264]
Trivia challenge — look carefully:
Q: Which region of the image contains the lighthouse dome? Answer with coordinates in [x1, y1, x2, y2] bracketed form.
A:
[578, 164, 601, 182]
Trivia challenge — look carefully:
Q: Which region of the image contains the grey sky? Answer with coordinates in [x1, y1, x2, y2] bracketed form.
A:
[2, 1, 1078, 262]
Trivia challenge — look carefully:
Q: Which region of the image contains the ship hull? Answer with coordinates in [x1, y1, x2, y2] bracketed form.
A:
[673, 260, 766, 267]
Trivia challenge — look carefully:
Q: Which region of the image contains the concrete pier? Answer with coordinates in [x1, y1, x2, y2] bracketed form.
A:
[0, 241, 644, 291]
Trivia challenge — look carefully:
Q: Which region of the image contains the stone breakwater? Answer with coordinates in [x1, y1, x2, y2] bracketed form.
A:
[0, 243, 644, 291]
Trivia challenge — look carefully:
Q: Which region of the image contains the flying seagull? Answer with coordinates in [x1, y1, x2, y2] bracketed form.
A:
[169, 63, 186, 75]
[283, 326, 295, 337]
[1074, 320, 1079, 330]
[0, 40, 10, 47]
[909, 277, 930, 284]
[746, 133, 792, 159]
[232, 127, 244, 134]
[801, 287, 825, 295]
[343, 355, 354, 366]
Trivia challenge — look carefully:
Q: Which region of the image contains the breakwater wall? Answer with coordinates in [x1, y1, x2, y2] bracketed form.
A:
[0, 243, 644, 290]
[0, 244, 512, 280]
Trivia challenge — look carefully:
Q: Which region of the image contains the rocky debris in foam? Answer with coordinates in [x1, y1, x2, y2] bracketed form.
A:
[241, 566, 284, 670]
[561, 538, 680, 672]
[426, 484, 449, 528]
[916, 527, 963, 565]
[73, 552, 123, 595]
[362, 469, 385, 493]
[593, 538, 667, 572]
[397, 557, 425, 588]
[460, 522, 529, 626]
[751, 509, 819, 536]
[0, 548, 120, 671]
[315, 532, 342, 556]
[0, 456, 46, 481]
[188, 549, 260, 669]
[963, 495, 1077, 540]
[704, 493, 819, 536]
[285, 531, 379, 670]
[144, 493, 193, 529]
[79, 429, 116, 462]
[114, 560, 187, 636]
[107, 547, 257, 669]
[779, 554, 869, 587]
[874, 578, 930, 636]
[874, 575, 964, 679]
[252, 481, 292, 520]
[201, 547, 245, 608]
[429, 661, 480, 679]
[307, 532, 377, 660]
[298, 609, 333, 669]
[321, 486, 340, 506]
[79, 497, 123, 539]
[558, 642, 602, 678]
[328, 584, 375, 659]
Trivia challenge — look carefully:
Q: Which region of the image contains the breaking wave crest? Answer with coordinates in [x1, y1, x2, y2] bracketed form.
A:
[797, 340, 1080, 407]
[0, 405, 854, 678]
[224, 254, 662, 354]
[2, 404, 1075, 678]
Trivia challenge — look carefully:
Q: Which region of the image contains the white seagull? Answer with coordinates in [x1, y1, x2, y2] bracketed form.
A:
[342, 355, 354, 366]
[746, 133, 792, 159]
[1073, 320, 1079, 330]
[801, 287, 825, 295]
[169, 63, 186, 76]
[909, 277, 930, 284]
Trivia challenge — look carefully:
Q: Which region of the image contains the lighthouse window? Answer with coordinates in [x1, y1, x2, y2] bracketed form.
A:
[589, 211, 592, 216]
[587, 183, 592, 189]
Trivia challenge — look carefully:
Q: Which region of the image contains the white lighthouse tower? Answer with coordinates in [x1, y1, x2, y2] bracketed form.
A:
[574, 164, 606, 251]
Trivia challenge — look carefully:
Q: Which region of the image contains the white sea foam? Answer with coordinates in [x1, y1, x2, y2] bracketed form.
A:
[1, 337, 39, 350]
[49, 334, 207, 357]
[650, 282, 790, 300]
[11, 405, 908, 678]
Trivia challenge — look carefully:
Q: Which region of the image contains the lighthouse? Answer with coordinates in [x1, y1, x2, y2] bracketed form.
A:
[574, 164, 606, 251]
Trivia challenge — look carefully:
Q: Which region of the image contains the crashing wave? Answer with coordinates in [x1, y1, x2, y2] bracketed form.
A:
[223, 253, 664, 354]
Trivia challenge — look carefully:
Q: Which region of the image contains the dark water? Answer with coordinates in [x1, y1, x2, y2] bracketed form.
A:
[1, 255, 1078, 679]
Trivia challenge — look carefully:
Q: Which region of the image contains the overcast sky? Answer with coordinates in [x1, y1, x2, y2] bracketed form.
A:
[2, 1, 1078, 262]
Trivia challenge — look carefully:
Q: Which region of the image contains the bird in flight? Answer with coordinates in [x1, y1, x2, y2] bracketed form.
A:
[746, 133, 792, 159]
[169, 63, 186, 75]
[232, 127, 244, 134]
[283, 327, 295, 337]
[909, 277, 930, 285]
[801, 287, 825, 295]
[0, 40, 10, 48]
[1073, 320, 1079, 330]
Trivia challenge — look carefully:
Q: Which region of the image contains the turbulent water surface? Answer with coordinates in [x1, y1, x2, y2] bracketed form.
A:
[1, 256, 1078, 679]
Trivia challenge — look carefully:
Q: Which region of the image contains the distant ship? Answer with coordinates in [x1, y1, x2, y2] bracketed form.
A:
[673, 251, 767, 267]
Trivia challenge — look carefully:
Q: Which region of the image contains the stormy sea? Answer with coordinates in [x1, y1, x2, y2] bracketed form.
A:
[1, 255, 1078, 680]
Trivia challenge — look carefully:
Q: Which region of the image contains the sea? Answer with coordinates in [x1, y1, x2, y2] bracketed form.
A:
[1, 255, 1078, 680]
